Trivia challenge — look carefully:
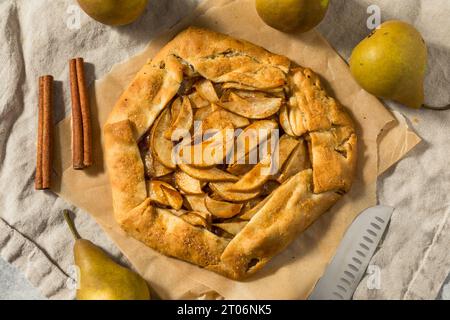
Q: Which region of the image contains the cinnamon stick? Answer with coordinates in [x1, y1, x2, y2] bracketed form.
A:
[69, 59, 84, 169]
[75, 58, 93, 167]
[35, 77, 44, 190]
[69, 57, 93, 169]
[35, 75, 53, 190]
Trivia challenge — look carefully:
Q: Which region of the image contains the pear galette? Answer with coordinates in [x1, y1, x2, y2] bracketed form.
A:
[104, 27, 357, 280]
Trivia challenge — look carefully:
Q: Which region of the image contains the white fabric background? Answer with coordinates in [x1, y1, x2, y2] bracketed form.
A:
[0, 0, 448, 299]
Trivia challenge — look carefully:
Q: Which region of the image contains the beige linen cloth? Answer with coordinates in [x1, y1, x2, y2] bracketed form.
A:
[0, 0, 448, 299]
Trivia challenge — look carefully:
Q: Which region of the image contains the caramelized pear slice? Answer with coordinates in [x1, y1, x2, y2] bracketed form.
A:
[209, 182, 261, 202]
[227, 162, 254, 176]
[179, 199, 211, 222]
[288, 101, 307, 137]
[229, 89, 286, 100]
[201, 115, 234, 134]
[194, 105, 215, 121]
[232, 120, 278, 164]
[178, 163, 238, 182]
[280, 104, 295, 136]
[191, 210, 212, 223]
[180, 211, 210, 229]
[204, 196, 243, 219]
[174, 170, 204, 195]
[270, 135, 300, 175]
[192, 105, 241, 142]
[170, 96, 182, 119]
[188, 91, 210, 109]
[221, 82, 285, 93]
[160, 185, 183, 210]
[179, 128, 235, 167]
[195, 79, 219, 103]
[230, 135, 298, 192]
[203, 107, 250, 131]
[213, 221, 248, 236]
[231, 90, 268, 99]
[144, 150, 174, 177]
[220, 93, 282, 119]
[229, 155, 273, 192]
[277, 140, 310, 183]
[150, 109, 176, 169]
[157, 173, 175, 186]
[165, 97, 193, 141]
[184, 194, 209, 214]
[147, 180, 182, 210]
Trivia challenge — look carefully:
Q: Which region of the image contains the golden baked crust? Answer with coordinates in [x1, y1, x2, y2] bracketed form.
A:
[104, 27, 357, 280]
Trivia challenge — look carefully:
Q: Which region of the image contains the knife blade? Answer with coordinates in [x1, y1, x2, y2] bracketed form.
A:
[308, 205, 394, 300]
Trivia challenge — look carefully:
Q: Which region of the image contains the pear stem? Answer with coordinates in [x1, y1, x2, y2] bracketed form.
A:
[423, 104, 450, 111]
[63, 210, 82, 240]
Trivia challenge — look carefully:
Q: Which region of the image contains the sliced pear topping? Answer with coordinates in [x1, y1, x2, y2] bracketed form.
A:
[188, 91, 210, 109]
[232, 120, 278, 164]
[220, 92, 282, 119]
[192, 105, 243, 142]
[150, 109, 176, 169]
[195, 79, 219, 103]
[204, 196, 243, 219]
[157, 173, 175, 186]
[170, 96, 182, 119]
[277, 140, 310, 183]
[229, 89, 286, 99]
[209, 182, 261, 202]
[160, 185, 183, 210]
[288, 100, 307, 137]
[213, 221, 248, 236]
[183, 194, 209, 214]
[271, 134, 300, 174]
[232, 90, 269, 99]
[178, 163, 238, 182]
[165, 97, 193, 141]
[194, 105, 215, 121]
[144, 150, 174, 177]
[179, 128, 235, 167]
[221, 82, 285, 92]
[229, 156, 273, 192]
[174, 170, 204, 195]
[227, 151, 254, 176]
[229, 135, 298, 192]
[179, 198, 211, 222]
[227, 162, 254, 176]
[147, 180, 182, 209]
[180, 211, 210, 229]
[201, 115, 234, 134]
[203, 107, 250, 131]
[280, 104, 295, 136]
[191, 209, 212, 223]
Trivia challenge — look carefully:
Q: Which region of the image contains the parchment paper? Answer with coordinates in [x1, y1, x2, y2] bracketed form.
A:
[52, 0, 420, 299]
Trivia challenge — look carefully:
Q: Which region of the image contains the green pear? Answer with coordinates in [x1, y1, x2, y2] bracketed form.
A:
[350, 20, 428, 109]
[255, 0, 330, 33]
[63, 210, 150, 300]
[77, 0, 148, 26]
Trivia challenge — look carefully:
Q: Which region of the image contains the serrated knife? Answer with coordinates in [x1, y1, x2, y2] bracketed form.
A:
[309, 205, 394, 300]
